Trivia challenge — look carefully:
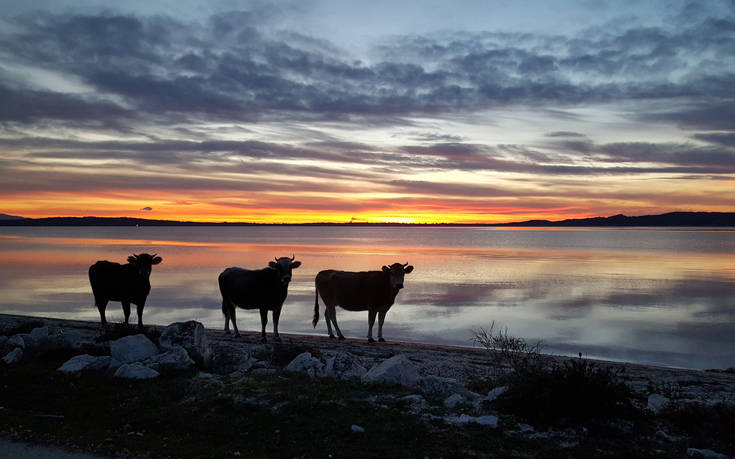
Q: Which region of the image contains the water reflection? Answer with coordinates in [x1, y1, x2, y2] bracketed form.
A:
[0, 226, 733, 369]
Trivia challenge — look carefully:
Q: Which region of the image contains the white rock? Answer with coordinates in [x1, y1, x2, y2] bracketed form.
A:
[2, 348, 23, 365]
[159, 321, 211, 366]
[351, 425, 365, 433]
[444, 393, 465, 409]
[143, 345, 195, 372]
[58, 354, 111, 373]
[487, 386, 508, 401]
[114, 363, 160, 379]
[417, 375, 466, 397]
[647, 393, 670, 414]
[686, 448, 728, 459]
[324, 352, 367, 380]
[29, 326, 49, 342]
[285, 352, 325, 377]
[7, 335, 25, 349]
[110, 334, 159, 364]
[361, 354, 419, 387]
[457, 413, 499, 428]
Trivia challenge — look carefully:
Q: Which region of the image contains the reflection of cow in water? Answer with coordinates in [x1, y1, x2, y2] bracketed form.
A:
[89, 253, 162, 327]
[313, 262, 414, 342]
[218, 256, 301, 343]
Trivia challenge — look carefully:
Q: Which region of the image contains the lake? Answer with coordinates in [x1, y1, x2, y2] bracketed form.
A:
[1, 226, 733, 369]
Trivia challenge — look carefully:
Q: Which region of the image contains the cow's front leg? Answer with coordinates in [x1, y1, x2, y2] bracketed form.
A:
[328, 306, 345, 340]
[136, 301, 145, 328]
[272, 307, 282, 342]
[377, 310, 387, 342]
[122, 301, 131, 325]
[259, 308, 268, 343]
[231, 307, 240, 337]
[96, 298, 108, 326]
[367, 309, 377, 343]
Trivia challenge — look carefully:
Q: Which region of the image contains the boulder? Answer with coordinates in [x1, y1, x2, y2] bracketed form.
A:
[7, 335, 25, 349]
[417, 375, 467, 397]
[361, 354, 419, 387]
[2, 348, 23, 365]
[647, 393, 670, 414]
[29, 326, 49, 342]
[487, 386, 508, 401]
[114, 363, 160, 379]
[444, 393, 465, 409]
[456, 414, 499, 428]
[159, 321, 211, 366]
[350, 425, 365, 433]
[285, 352, 325, 378]
[143, 345, 195, 372]
[686, 448, 728, 459]
[324, 352, 367, 380]
[110, 334, 159, 364]
[58, 354, 111, 373]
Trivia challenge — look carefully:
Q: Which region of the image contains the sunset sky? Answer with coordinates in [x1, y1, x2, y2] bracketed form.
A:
[1, 0, 734, 223]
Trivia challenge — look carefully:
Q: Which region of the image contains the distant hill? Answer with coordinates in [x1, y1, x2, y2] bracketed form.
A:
[0, 212, 734, 227]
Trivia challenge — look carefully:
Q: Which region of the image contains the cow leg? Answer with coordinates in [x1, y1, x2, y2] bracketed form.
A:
[272, 307, 282, 342]
[377, 310, 387, 342]
[222, 299, 231, 334]
[328, 306, 345, 340]
[231, 306, 240, 337]
[121, 301, 131, 325]
[259, 308, 268, 343]
[96, 298, 109, 326]
[324, 306, 335, 338]
[136, 301, 145, 328]
[367, 309, 377, 343]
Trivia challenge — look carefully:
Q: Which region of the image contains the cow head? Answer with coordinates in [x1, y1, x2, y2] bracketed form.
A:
[382, 262, 414, 293]
[268, 255, 301, 285]
[127, 253, 162, 277]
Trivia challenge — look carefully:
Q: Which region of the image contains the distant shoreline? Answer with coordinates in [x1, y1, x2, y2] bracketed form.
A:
[1, 211, 734, 227]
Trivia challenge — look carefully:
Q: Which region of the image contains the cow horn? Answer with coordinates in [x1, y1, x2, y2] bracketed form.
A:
[403, 262, 409, 267]
[291, 254, 295, 261]
[274, 257, 279, 262]
[152, 253, 157, 258]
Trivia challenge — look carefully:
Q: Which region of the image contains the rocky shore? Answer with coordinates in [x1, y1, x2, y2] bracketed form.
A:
[2, 313, 734, 458]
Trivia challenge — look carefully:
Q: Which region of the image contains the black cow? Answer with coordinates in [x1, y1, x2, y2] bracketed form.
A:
[312, 262, 414, 342]
[218, 255, 301, 343]
[88, 253, 162, 327]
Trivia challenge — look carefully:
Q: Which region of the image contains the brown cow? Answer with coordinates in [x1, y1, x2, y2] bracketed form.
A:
[312, 262, 414, 342]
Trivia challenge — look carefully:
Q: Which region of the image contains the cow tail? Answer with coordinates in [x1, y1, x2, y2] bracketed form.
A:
[312, 285, 320, 328]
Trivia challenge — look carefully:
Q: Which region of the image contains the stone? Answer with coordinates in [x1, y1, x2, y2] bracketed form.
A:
[647, 393, 670, 414]
[7, 335, 25, 349]
[110, 334, 159, 364]
[285, 352, 325, 378]
[400, 394, 428, 412]
[444, 393, 465, 409]
[159, 321, 211, 366]
[361, 354, 419, 387]
[351, 425, 365, 433]
[324, 352, 367, 380]
[2, 348, 23, 365]
[114, 363, 160, 379]
[487, 386, 508, 401]
[686, 448, 728, 459]
[417, 375, 467, 397]
[143, 345, 195, 372]
[58, 354, 111, 373]
[29, 326, 49, 342]
[456, 413, 499, 428]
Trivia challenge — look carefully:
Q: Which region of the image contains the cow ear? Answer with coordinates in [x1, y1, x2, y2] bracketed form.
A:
[382, 265, 390, 273]
[290, 261, 301, 269]
[268, 261, 278, 269]
[404, 265, 414, 274]
[127, 255, 137, 264]
[152, 256, 162, 265]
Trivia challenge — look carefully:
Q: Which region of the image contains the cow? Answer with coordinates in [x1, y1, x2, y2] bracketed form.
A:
[312, 262, 414, 342]
[88, 253, 162, 327]
[218, 255, 301, 343]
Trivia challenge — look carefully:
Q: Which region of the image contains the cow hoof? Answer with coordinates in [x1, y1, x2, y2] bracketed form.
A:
[274, 336, 282, 342]
[378, 337, 386, 342]
[329, 334, 336, 339]
[224, 330, 230, 335]
[338, 335, 345, 341]
[368, 337, 375, 343]
[234, 332, 241, 338]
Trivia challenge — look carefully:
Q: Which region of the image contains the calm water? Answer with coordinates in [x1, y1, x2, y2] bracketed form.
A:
[1, 226, 733, 369]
